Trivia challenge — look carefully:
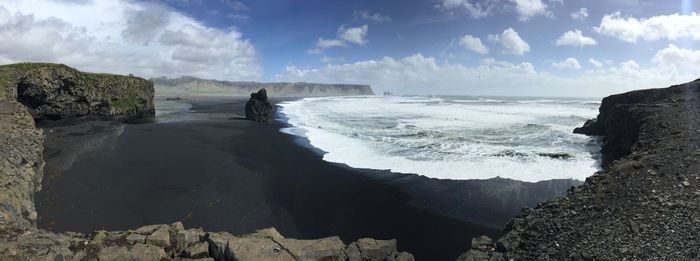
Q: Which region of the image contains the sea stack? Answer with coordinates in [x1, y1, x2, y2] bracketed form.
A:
[245, 88, 274, 122]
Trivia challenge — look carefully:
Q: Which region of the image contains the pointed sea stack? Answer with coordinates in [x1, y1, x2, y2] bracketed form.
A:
[245, 88, 274, 122]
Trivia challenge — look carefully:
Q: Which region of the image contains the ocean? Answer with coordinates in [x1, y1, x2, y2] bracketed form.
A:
[279, 95, 601, 182]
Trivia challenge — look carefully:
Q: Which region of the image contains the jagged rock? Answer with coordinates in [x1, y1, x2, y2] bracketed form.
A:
[275, 236, 347, 260]
[471, 236, 493, 251]
[0, 63, 155, 122]
[573, 118, 603, 135]
[185, 242, 210, 258]
[97, 246, 130, 260]
[458, 79, 700, 260]
[146, 226, 171, 248]
[347, 238, 400, 261]
[176, 229, 204, 251]
[135, 224, 167, 234]
[126, 233, 146, 245]
[245, 88, 274, 122]
[0, 101, 44, 229]
[130, 243, 166, 261]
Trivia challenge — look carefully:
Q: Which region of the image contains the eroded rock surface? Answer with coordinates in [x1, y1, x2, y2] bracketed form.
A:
[459, 79, 700, 260]
[1, 63, 155, 122]
[245, 88, 274, 122]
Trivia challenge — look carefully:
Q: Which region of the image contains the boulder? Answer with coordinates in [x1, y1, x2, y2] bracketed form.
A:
[129, 243, 166, 261]
[245, 88, 274, 122]
[347, 238, 399, 261]
[573, 118, 603, 135]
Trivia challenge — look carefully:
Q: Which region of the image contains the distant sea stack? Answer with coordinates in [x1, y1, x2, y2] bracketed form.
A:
[245, 89, 274, 122]
[151, 76, 374, 97]
[0, 63, 155, 122]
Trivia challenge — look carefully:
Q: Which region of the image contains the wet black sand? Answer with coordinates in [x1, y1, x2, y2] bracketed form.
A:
[35, 97, 575, 260]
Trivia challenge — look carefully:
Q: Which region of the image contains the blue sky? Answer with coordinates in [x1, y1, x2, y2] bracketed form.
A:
[1, 0, 700, 96]
[165, 0, 692, 78]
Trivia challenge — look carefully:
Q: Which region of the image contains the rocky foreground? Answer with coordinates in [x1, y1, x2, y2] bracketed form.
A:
[459, 80, 700, 260]
[0, 63, 413, 260]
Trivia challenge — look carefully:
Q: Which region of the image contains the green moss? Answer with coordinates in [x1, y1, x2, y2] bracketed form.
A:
[0, 62, 154, 119]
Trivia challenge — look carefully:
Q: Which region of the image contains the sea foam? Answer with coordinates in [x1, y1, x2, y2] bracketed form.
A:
[279, 96, 600, 182]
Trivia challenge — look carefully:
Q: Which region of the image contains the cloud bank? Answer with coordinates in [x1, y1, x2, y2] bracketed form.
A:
[276, 45, 700, 97]
[0, 0, 260, 81]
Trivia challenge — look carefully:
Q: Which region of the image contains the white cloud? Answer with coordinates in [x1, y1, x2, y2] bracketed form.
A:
[275, 54, 539, 95]
[652, 44, 700, 71]
[555, 30, 597, 47]
[458, 34, 488, 54]
[0, 0, 260, 80]
[310, 24, 369, 53]
[338, 24, 369, 45]
[489, 28, 530, 55]
[316, 38, 345, 48]
[353, 10, 391, 23]
[588, 58, 603, 67]
[275, 45, 700, 97]
[510, 0, 548, 21]
[570, 8, 588, 21]
[435, 0, 494, 19]
[596, 12, 700, 43]
[553, 57, 581, 69]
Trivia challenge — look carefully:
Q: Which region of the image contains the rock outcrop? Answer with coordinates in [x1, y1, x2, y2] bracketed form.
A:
[0, 101, 44, 229]
[0, 65, 412, 260]
[458, 79, 700, 260]
[1, 63, 155, 122]
[152, 76, 375, 97]
[245, 89, 274, 122]
[0, 222, 413, 261]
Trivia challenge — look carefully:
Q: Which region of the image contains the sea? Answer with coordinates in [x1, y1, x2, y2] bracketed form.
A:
[279, 95, 602, 182]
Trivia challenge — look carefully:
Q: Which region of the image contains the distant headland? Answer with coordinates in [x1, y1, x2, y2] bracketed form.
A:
[152, 76, 374, 97]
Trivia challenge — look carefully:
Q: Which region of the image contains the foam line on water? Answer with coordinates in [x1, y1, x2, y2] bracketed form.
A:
[279, 96, 600, 182]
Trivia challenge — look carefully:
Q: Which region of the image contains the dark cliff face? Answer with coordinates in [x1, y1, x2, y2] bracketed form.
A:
[574, 81, 699, 167]
[1, 63, 155, 122]
[459, 79, 700, 260]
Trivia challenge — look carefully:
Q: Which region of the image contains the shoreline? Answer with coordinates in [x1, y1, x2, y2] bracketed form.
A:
[34, 96, 580, 260]
[36, 97, 497, 260]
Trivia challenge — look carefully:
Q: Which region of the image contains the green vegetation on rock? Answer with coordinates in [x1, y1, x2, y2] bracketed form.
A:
[0, 63, 154, 121]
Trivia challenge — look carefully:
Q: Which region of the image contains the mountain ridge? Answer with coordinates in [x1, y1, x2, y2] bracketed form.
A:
[152, 76, 375, 97]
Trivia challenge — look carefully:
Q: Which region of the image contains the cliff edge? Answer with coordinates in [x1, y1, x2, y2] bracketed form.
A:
[458, 79, 700, 260]
[1, 63, 155, 122]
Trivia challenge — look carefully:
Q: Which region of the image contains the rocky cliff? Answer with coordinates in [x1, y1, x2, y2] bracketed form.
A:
[0, 65, 411, 260]
[1, 63, 155, 122]
[152, 76, 374, 97]
[458, 79, 700, 260]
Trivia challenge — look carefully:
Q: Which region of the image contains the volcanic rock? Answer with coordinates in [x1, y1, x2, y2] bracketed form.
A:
[245, 88, 274, 122]
[458, 79, 700, 260]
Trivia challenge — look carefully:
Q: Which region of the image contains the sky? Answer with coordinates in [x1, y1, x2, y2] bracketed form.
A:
[1, 0, 700, 97]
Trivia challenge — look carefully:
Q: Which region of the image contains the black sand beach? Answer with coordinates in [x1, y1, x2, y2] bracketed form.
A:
[35, 97, 574, 260]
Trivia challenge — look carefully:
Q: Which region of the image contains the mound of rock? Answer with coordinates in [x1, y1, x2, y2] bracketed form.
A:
[0, 63, 154, 122]
[0, 222, 413, 261]
[458, 79, 700, 260]
[245, 88, 274, 122]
